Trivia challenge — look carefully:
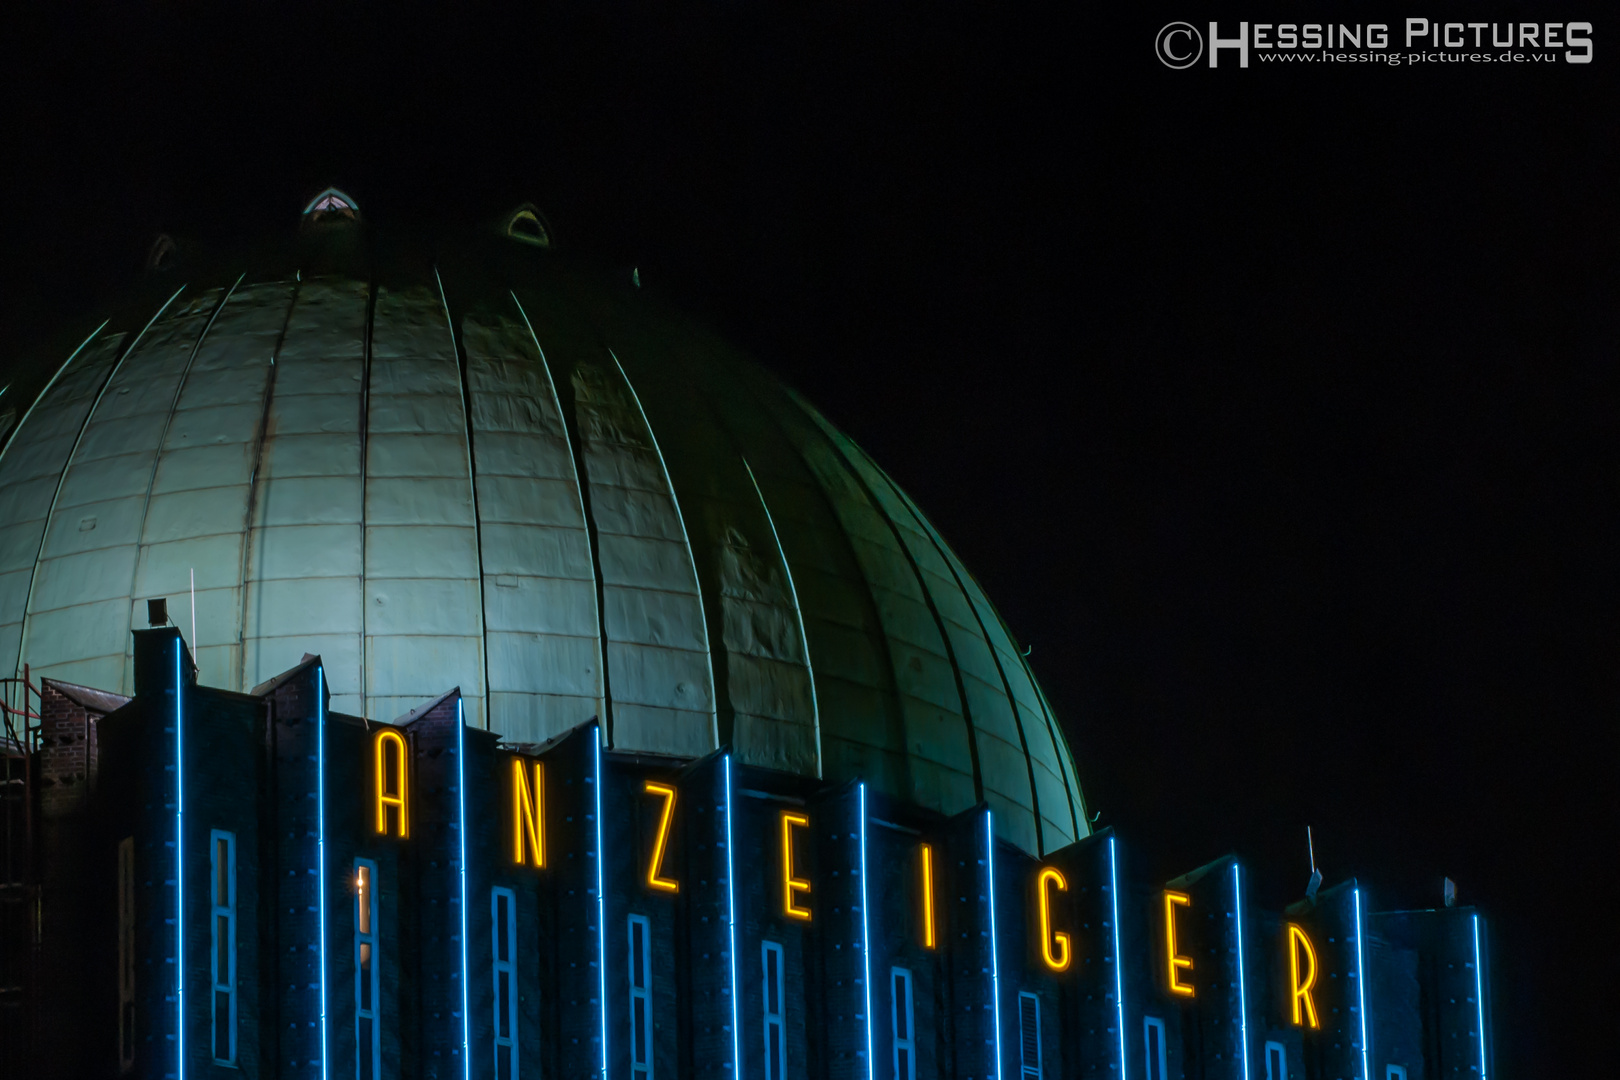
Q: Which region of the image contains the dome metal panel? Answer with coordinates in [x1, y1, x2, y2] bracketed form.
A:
[242, 278, 367, 714]
[0, 256, 1088, 855]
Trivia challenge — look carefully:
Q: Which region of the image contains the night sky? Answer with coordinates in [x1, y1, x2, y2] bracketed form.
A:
[2, 2, 1614, 1073]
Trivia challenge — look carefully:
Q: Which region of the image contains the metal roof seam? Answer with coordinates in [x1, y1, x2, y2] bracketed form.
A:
[509, 289, 610, 738]
[234, 279, 302, 696]
[787, 392, 988, 812]
[855, 445, 1048, 855]
[435, 267, 493, 729]
[741, 455, 822, 778]
[608, 347, 719, 751]
[0, 319, 109, 470]
[14, 284, 187, 682]
[723, 361, 916, 797]
[124, 275, 244, 675]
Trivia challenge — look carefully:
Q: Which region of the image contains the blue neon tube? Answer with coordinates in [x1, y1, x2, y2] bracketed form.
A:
[1108, 838, 1127, 1080]
[858, 785, 874, 1080]
[595, 728, 609, 1080]
[1472, 915, 1487, 1080]
[175, 640, 185, 1078]
[1354, 889, 1370, 1080]
[985, 811, 1002, 1080]
[317, 665, 329, 1080]
[457, 699, 472, 1080]
[1231, 863, 1249, 1080]
[725, 755, 742, 1080]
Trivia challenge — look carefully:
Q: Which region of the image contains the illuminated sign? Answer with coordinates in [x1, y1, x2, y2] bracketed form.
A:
[1036, 867, 1072, 972]
[1163, 890, 1194, 996]
[1287, 924, 1320, 1028]
[373, 729, 408, 837]
[780, 811, 812, 919]
[644, 781, 679, 892]
[919, 843, 937, 949]
[511, 758, 545, 867]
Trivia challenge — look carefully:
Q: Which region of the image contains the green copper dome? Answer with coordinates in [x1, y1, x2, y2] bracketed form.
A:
[0, 203, 1085, 855]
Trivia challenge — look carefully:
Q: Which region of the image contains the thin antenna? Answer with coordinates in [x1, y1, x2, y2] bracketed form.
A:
[189, 568, 198, 675]
[1304, 825, 1323, 902]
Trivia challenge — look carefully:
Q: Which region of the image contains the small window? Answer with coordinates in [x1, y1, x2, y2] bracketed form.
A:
[1143, 1017, 1167, 1080]
[629, 915, 653, 1079]
[891, 967, 915, 1080]
[355, 860, 380, 1080]
[494, 887, 518, 1080]
[763, 941, 786, 1080]
[502, 204, 552, 248]
[117, 836, 136, 1073]
[210, 830, 237, 1065]
[302, 186, 360, 223]
[1386, 1067, 1408, 1080]
[1018, 992, 1042, 1080]
[1264, 1040, 1286, 1080]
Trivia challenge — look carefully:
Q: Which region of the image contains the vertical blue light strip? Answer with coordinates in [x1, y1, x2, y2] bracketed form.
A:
[457, 700, 472, 1080]
[317, 666, 329, 1080]
[1353, 890, 1371, 1080]
[175, 640, 185, 1079]
[1230, 863, 1250, 1080]
[724, 755, 742, 1080]
[595, 727, 609, 1080]
[985, 811, 1003, 1080]
[1108, 838, 1127, 1080]
[857, 785, 874, 1080]
[1472, 915, 1487, 1080]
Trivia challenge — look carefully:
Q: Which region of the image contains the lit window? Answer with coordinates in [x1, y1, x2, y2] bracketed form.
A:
[1018, 992, 1042, 1080]
[763, 941, 786, 1080]
[1386, 1067, 1408, 1080]
[1265, 1040, 1286, 1080]
[629, 915, 653, 1080]
[210, 830, 237, 1065]
[891, 967, 915, 1080]
[494, 887, 518, 1080]
[1143, 1017, 1167, 1080]
[355, 860, 380, 1080]
[302, 186, 360, 223]
[117, 836, 136, 1073]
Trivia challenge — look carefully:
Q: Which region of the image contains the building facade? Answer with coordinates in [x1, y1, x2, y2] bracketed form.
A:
[10, 626, 1493, 1080]
[0, 193, 1492, 1079]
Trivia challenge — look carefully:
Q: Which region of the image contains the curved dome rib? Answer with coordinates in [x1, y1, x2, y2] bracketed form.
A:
[596, 324, 820, 775]
[683, 347, 905, 789]
[0, 323, 125, 690]
[16, 285, 190, 691]
[735, 365, 986, 824]
[502, 291, 609, 740]
[0, 250, 1087, 855]
[234, 280, 301, 696]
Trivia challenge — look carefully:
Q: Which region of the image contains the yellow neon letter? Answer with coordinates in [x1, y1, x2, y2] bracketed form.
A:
[781, 811, 812, 919]
[919, 843, 937, 949]
[1164, 890, 1194, 996]
[1287, 924, 1320, 1028]
[374, 729, 408, 837]
[1037, 867, 1072, 972]
[645, 781, 679, 893]
[512, 758, 545, 867]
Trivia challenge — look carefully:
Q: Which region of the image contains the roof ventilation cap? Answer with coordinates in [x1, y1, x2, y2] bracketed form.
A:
[501, 203, 552, 248]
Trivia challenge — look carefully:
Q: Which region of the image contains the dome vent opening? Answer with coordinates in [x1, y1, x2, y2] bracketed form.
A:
[146, 233, 178, 271]
[502, 204, 552, 248]
[302, 186, 360, 224]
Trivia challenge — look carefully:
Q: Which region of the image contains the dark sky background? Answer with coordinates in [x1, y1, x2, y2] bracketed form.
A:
[2, 2, 1615, 1074]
